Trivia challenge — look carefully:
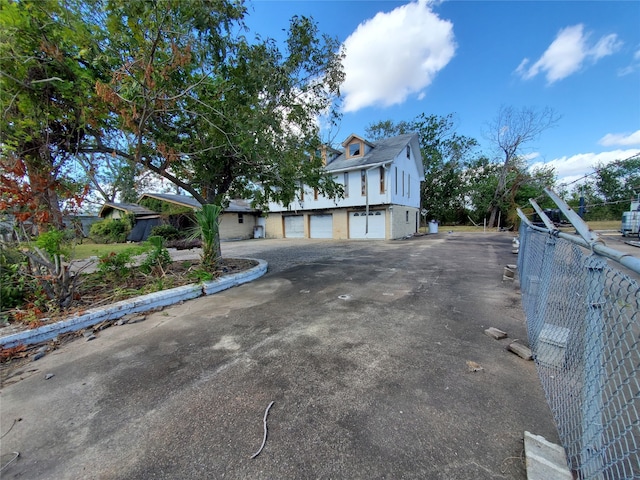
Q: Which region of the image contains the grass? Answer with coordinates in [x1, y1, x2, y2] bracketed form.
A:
[419, 219, 622, 234]
[72, 242, 144, 260]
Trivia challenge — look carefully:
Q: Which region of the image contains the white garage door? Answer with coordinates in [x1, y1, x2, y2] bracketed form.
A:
[349, 211, 385, 239]
[284, 215, 304, 238]
[310, 214, 333, 238]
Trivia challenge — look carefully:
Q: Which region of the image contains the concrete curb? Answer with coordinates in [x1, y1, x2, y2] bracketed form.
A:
[0, 259, 267, 349]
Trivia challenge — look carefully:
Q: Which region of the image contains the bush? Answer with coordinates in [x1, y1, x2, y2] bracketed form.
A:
[139, 236, 172, 275]
[90, 218, 130, 243]
[150, 224, 181, 240]
[96, 248, 139, 281]
[0, 247, 28, 310]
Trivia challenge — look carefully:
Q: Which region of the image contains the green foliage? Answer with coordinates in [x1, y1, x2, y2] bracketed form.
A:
[0, 0, 110, 229]
[189, 204, 223, 269]
[35, 229, 71, 260]
[89, 219, 131, 243]
[187, 268, 214, 283]
[0, 247, 28, 310]
[95, 248, 139, 281]
[367, 114, 480, 224]
[139, 236, 172, 275]
[150, 224, 181, 240]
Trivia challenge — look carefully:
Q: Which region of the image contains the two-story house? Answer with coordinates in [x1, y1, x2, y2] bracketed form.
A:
[265, 133, 423, 240]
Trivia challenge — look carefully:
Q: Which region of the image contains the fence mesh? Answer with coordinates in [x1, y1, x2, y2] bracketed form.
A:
[519, 223, 639, 480]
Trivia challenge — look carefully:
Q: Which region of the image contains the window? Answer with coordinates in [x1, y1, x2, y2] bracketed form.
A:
[395, 167, 398, 194]
[238, 213, 244, 224]
[408, 174, 411, 197]
[361, 169, 366, 196]
[402, 171, 405, 197]
[406, 145, 410, 159]
[349, 143, 361, 157]
[343, 172, 349, 197]
[405, 211, 409, 222]
[379, 166, 385, 194]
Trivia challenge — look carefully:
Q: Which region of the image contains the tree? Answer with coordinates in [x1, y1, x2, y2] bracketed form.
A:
[0, 0, 109, 230]
[366, 114, 480, 223]
[94, 1, 344, 262]
[484, 105, 559, 227]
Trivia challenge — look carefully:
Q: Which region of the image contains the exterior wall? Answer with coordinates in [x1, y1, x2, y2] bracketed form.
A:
[389, 149, 421, 209]
[104, 210, 126, 220]
[264, 213, 285, 239]
[390, 206, 420, 239]
[265, 207, 413, 240]
[219, 212, 257, 240]
[332, 209, 349, 239]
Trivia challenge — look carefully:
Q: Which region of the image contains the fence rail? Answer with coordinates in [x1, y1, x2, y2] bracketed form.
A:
[517, 190, 639, 480]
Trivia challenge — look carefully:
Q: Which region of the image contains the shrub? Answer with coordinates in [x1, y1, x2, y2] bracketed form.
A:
[0, 247, 28, 310]
[150, 224, 181, 240]
[139, 236, 172, 275]
[89, 218, 130, 243]
[96, 248, 139, 281]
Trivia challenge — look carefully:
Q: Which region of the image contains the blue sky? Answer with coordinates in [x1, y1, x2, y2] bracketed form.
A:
[245, 0, 640, 187]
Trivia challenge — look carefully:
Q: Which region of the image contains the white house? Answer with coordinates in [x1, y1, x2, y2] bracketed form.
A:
[265, 133, 423, 240]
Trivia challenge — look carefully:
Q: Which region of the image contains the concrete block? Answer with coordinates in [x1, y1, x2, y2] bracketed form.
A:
[524, 431, 572, 480]
[484, 327, 507, 340]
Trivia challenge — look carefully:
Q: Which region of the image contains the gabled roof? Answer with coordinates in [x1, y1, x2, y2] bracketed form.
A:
[139, 192, 201, 209]
[326, 133, 423, 176]
[138, 193, 260, 213]
[341, 133, 375, 149]
[98, 202, 156, 218]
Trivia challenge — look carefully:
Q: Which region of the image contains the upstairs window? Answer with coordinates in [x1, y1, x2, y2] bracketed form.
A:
[349, 142, 362, 157]
[406, 145, 410, 159]
[238, 213, 244, 224]
[379, 166, 385, 193]
[343, 172, 349, 197]
[361, 169, 366, 195]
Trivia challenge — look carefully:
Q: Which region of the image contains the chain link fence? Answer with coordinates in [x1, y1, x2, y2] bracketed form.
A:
[518, 221, 639, 479]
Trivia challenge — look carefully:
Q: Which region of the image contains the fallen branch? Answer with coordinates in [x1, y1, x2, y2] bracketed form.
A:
[251, 401, 274, 459]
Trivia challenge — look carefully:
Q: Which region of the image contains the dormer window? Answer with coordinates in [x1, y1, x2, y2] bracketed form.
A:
[406, 145, 410, 158]
[349, 143, 361, 157]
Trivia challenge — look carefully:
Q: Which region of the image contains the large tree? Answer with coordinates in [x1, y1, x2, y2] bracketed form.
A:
[0, 0, 110, 230]
[366, 113, 479, 223]
[484, 105, 559, 227]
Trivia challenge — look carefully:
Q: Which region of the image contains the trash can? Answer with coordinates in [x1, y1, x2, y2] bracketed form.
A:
[428, 220, 439, 234]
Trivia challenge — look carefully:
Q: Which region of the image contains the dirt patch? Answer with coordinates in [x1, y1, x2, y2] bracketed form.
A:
[1, 258, 257, 335]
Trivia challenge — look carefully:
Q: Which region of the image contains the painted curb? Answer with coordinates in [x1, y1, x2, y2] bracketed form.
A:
[0, 259, 267, 349]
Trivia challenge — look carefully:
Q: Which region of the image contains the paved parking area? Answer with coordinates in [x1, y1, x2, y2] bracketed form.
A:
[1, 233, 559, 479]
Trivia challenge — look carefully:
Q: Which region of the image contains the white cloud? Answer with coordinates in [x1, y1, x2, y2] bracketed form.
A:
[529, 149, 640, 184]
[341, 0, 456, 112]
[516, 24, 622, 84]
[599, 130, 640, 147]
[618, 48, 640, 76]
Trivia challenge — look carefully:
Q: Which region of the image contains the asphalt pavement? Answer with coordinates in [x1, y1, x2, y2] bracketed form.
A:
[0, 233, 560, 479]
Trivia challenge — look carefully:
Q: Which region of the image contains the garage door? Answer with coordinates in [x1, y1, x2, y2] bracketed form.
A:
[349, 211, 385, 239]
[310, 214, 333, 238]
[284, 215, 304, 238]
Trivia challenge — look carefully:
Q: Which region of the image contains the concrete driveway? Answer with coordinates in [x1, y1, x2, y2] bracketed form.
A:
[0, 233, 559, 479]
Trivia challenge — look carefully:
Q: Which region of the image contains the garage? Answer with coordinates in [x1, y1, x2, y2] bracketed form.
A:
[349, 210, 385, 239]
[310, 214, 333, 238]
[284, 215, 304, 238]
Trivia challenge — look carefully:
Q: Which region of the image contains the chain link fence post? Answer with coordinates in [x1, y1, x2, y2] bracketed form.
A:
[581, 255, 607, 478]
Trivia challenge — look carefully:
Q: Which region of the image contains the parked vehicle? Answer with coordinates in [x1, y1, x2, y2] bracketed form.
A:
[620, 197, 640, 238]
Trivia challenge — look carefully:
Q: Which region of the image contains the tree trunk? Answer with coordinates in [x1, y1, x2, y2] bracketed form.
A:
[24, 154, 65, 232]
